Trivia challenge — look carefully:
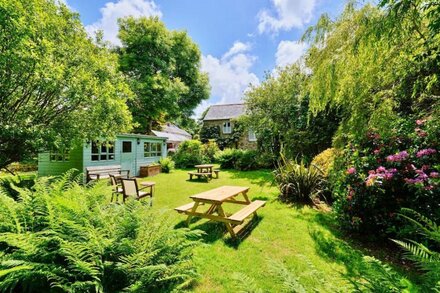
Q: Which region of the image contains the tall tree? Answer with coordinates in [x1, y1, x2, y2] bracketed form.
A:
[118, 17, 210, 133]
[0, 0, 133, 170]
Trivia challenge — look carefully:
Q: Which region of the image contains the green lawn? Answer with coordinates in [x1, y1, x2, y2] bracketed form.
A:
[135, 168, 416, 292]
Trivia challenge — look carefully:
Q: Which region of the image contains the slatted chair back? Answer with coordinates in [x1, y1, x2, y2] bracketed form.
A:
[109, 175, 118, 190]
[121, 178, 139, 198]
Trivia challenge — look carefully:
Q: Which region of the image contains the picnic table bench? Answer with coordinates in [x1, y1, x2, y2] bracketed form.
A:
[86, 165, 130, 183]
[175, 186, 266, 238]
[188, 164, 220, 181]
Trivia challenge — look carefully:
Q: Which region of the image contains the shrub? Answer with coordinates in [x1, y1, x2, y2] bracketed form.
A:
[0, 171, 202, 292]
[311, 148, 337, 177]
[174, 140, 205, 168]
[274, 156, 326, 204]
[202, 140, 220, 163]
[0, 174, 36, 200]
[159, 157, 175, 173]
[234, 150, 259, 171]
[215, 148, 241, 169]
[5, 161, 37, 173]
[331, 119, 440, 237]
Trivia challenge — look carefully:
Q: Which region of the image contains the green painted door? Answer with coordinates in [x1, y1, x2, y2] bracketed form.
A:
[121, 140, 136, 176]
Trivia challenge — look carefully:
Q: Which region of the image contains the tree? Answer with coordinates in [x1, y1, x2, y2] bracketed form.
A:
[244, 65, 339, 162]
[303, 1, 440, 144]
[0, 0, 133, 171]
[118, 17, 210, 133]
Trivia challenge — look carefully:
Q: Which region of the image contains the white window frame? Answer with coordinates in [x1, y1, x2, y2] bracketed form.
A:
[223, 121, 232, 134]
[248, 129, 257, 142]
[91, 141, 115, 161]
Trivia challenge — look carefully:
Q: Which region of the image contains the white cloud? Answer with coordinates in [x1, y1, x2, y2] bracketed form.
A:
[85, 0, 162, 45]
[275, 40, 307, 67]
[258, 0, 317, 34]
[194, 42, 259, 118]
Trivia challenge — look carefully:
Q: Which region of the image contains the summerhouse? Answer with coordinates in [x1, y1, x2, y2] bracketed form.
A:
[38, 134, 167, 177]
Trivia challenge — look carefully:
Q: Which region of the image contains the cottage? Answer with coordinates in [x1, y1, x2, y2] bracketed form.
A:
[152, 122, 192, 152]
[202, 103, 257, 149]
[38, 134, 167, 178]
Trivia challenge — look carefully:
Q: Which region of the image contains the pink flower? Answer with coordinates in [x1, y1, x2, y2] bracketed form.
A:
[386, 151, 409, 162]
[376, 166, 386, 173]
[416, 148, 437, 158]
[430, 172, 439, 178]
[373, 149, 381, 155]
[416, 119, 426, 126]
[347, 167, 356, 175]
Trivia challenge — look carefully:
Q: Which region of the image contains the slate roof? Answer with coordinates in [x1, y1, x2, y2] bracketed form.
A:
[151, 123, 191, 143]
[203, 103, 246, 121]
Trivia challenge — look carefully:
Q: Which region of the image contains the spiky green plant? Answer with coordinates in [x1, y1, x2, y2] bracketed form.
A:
[274, 154, 325, 204]
[393, 208, 440, 291]
[0, 170, 203, 292]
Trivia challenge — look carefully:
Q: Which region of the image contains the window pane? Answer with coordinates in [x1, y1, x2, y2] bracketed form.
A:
[100, 154, 107, 160]
[91, 141, 99, 154]
[101, 144, 107, 153]
[122, 141, 132, 153]
[108, 143, 114, 154]
[157, 143, 161, 152]
[92, 155, 99, 161]
[108, 154, 115, 160]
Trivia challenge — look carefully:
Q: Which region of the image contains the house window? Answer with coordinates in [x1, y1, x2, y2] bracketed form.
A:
[223, 121, 232, 134]
[248, 129, 257, 142]
[50, 148, 70, 162]
[91, 141, 115, 161]
[144, 142, 162, 157]
[122, 141, 132, 153]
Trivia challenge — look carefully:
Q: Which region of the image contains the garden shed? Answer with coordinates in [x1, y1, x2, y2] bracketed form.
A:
[38, 134, 167, 178]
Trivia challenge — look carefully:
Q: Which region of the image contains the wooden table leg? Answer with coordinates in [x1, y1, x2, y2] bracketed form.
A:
[217, 205, 236, 238]
[242, 191, 251, 203]
[186, 201, 200, 225]
[206, 203, 217, 215]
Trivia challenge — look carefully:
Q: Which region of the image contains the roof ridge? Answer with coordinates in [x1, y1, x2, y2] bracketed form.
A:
[210, 103, 245, 107]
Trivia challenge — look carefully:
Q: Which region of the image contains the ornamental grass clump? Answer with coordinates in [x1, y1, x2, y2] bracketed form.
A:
[0, 171, 202, 292]
[274, 154, 325, 204]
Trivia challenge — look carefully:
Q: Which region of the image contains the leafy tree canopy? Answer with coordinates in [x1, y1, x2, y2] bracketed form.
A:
[118, 17, 210, 133]
[0, 0, 133, 170]
[303, 1, 440, 144]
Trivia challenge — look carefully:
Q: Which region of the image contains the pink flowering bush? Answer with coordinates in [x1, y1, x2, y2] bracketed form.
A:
[331, 119, 440, 237]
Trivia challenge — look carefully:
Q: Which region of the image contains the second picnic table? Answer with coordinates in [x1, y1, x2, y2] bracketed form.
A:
[188, 164, 220, 181]
[175, 186, 266, 238]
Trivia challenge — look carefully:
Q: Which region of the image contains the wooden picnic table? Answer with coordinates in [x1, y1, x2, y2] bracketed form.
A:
[175, 186, 266, 238]
[195, 164, 214, 173]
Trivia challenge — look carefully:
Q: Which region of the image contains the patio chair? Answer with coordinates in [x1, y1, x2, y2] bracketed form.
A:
[109, 174, 123, 203]
[121, 178, 154, 206]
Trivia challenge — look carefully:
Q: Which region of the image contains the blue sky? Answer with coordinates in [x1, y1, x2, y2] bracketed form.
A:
[66, 0, 346, 117]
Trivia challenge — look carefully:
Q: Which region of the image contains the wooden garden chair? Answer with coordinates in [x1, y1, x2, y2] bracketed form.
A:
[121, 178, 154, 206]
[109, 174, 124, 203]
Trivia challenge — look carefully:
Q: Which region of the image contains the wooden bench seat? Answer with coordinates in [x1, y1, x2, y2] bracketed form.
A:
[228, 200, 266, 224]
[86, 165, 129, 183]
[188, 171, 212, 181]
[213, 169, 220, 179]
[174, 202, 196, 213]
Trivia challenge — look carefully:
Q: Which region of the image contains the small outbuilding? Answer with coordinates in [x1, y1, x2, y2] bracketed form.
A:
[152, 122, 192, 152]
[38, 134, 167, 178]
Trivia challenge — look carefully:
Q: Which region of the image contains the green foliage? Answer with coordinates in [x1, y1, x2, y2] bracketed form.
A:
[0, 171, 202, 292]
[0, 0, 133, 170]
[244, 65, 339, 162]
[393, 209, 440, 291]
[199, 121, 245, 149]
[304, 2, 440, 144]
[118, 17, 210, 132]
[215, 149, 260, 171]
[311, 148, 337, 178]
[200, 126, 220, 143]
[173, 140, 205, 168]
[0, 174, 36, 201]
[159, 157, 175, 173]
[274, 155, 326, 204]
[331, 119, 439, 237]
[201, 140, 220, 163]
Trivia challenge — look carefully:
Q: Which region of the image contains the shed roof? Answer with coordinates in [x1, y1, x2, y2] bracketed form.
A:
[203, 103, 245, 121]
[151, 130, 191, 143]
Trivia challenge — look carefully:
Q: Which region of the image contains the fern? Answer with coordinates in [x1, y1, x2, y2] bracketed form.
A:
[0, 172, 202, 292]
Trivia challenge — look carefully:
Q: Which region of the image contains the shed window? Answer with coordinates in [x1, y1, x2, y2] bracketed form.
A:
[144, 142, 162, 157]
[91, 141, 115, 161]
[50, 148, 70, 162]
[248, 129, 257, 142]
[223, 121, 232, 134]
[122, 141, 132, 153]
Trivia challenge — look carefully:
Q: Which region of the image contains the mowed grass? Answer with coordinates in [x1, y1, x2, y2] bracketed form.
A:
[136, 167, 411, 292]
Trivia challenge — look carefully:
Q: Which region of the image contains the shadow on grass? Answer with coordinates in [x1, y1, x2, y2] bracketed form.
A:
[228, 169, 275, 187]
[174, 215, 263, 248]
